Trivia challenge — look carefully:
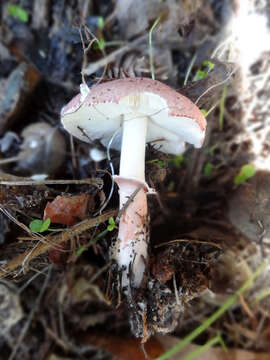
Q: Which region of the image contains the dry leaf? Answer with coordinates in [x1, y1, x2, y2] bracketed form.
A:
[44, 194, 94, 226]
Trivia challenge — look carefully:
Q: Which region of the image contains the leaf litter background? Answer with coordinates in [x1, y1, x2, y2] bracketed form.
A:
[0, 0, 270, 359]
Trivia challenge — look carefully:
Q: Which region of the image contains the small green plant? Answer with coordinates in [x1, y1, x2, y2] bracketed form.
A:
[7, 4, 28, 23]
[202, 60, 214, 70]
[193, 60, 214, 81]
[76, 217, 117, 255]
[168, 154, 185, 168]
[93, 37, 106, 51]
[203, 162, 214, 178]
[107, 217, 117, 231]
[147, 159, 166, 167]
[29, 218, 51, 233]
[97, 16, 104, 30]
[234, 164, 256, 185]
[200, 108, 207, 117]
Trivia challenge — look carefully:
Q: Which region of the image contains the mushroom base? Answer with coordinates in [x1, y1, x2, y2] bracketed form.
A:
[111, 176, 150, 290]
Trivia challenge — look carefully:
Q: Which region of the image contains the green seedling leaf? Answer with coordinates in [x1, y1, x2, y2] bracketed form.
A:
[234, 164, 256, 185]
[93, 37, 105, 51]
[193, 70, 208, 81]
[169, 154, 184, 168]
[107, 217, 117, 231]
[202, 60, 214, 70]
[97, 16, 104, 29]
[200, 108, 207, 117]
[8, 4, 28, 23]
[193, 60, 214, 82]
[157, 160, 165, 167]
[76, 246, 86, 256]
[29, 218, 51, 233]
[204, 162, 214, 178]
[147, 159, 166, 167]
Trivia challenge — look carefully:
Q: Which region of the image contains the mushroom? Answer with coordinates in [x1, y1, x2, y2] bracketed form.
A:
[61, 78, 206, 291]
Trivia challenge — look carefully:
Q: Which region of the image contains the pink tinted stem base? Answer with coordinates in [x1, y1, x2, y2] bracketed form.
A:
[112, 176, 149, 289]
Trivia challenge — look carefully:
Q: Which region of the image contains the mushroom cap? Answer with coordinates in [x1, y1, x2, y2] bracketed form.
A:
[61, 77, 207, 155]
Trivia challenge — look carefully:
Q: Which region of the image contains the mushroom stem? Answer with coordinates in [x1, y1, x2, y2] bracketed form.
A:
[119, 114, 148, 180]
[113, 114, 149, 289]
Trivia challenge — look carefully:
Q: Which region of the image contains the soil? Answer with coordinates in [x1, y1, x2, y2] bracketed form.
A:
[0, 0, 270, 359]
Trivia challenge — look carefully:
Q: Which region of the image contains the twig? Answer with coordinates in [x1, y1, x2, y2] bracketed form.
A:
[40, 317, 70, 352]
[0, 176, 103, 188]
[115, 185, 143, 223]
[239, 293, 255, 319]
[0, 210, 117, 278]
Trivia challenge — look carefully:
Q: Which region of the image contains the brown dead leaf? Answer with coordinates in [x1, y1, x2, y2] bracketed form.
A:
[44, 194, 94, 226]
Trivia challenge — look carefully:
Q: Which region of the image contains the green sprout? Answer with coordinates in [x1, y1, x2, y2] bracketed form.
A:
[168, 154, 185, 168]
[97, 16, 104, 30]
[107, 217, 117, 231]
[7, 4, 28, 23]
[202, 60, 214, 70]
[193, 70, 207, 82]
[193, 60, 214, 81]
[204, 162, 214, 178]
[147, 159, 166, 167]
[234, 164, 256, 185]
[29, 218, 51, 233]
[93, 37, 106, 51]
[200, 108, 207, 117]
[76, 217, 117, 256]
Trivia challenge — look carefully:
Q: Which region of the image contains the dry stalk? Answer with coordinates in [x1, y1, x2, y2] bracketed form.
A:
[0, 209, 117, 278]
[0, 174, 103, 188]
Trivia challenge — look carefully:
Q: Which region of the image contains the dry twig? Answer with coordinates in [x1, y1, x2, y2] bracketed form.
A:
[0, 210, 117, 278]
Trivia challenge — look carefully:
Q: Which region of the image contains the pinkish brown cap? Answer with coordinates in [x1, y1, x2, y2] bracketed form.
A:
[61, 77, 207, 155]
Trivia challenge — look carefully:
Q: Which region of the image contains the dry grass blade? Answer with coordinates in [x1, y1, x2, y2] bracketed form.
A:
[0, 209, 117, 278]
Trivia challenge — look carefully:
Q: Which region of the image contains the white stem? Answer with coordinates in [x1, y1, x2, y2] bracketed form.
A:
[119, 114, 147, 181]
[112, 114, 149, 290]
